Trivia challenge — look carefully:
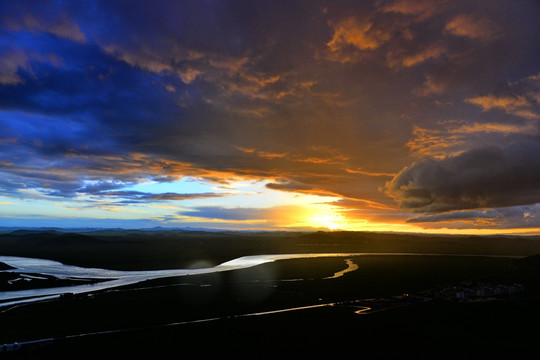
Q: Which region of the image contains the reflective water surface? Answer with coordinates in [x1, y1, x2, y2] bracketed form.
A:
[0, 252, 523, 308]
[325, 259, 359, 279]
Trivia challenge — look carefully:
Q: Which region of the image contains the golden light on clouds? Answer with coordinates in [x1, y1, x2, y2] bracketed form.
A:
[1, 1, 540, 233]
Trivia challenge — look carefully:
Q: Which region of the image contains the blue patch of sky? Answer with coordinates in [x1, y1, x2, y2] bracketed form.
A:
[122, 177, 216, 195]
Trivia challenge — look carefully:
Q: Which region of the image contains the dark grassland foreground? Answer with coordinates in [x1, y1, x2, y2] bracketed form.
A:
[1, 230, 540, 358]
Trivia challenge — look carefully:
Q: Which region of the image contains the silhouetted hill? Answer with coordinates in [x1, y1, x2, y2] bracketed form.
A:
[5, 231, 103, 245]
[1, 229, 540, 270]
[8, 229, 62, 236]
[0, 261, 15, 270]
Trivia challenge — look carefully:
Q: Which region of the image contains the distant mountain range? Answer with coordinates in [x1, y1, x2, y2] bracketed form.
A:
[0, 226, 251, 233]
[0, 226, 302, 233]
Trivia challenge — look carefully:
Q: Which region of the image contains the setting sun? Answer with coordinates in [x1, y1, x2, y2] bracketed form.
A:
[307, 213, 347, 230]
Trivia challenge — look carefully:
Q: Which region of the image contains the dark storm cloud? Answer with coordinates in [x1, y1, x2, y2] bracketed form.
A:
[385, 141, 540, 213]
[265, 179, 315, 193]
[407, 205, 540, 230]
[407, 209, 496, 223]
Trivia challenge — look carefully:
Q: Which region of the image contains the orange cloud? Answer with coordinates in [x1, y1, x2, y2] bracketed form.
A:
[466, 95, 540, 119]
[407, 119, 536, 160]
[406, 126, 464, 159]
[258, 151, 287, 160]
[236, 146, 349, 166]
[295, 155, 349, 165]
[345, 168, 396, 177]
[389, 43, 447, 68]
[404, 44, 446, 67]
[467, 95, 529, 110]
[332, 198, 398, 211]
[235, 146, 255, 154]
[327, 17, 390, 61]
[444, 15, 497, 41]
[178, 68, 201, 84]
[448, 122, 536, 135]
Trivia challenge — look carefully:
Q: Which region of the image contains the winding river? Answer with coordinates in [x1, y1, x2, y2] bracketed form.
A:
[0, 252, 523, 308]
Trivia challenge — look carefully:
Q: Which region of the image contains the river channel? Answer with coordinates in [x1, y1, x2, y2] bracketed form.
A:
[0, 252, 523, 308]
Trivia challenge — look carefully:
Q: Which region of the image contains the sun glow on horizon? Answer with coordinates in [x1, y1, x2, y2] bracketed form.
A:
[308, 214, 344, 230]
[301, 204, 352, 230]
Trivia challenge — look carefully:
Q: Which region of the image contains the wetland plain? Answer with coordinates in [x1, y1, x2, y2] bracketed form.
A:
[1, 229, 540, 358]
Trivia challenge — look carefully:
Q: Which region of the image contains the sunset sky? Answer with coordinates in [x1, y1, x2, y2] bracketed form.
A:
[1, 0, 540, 233]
